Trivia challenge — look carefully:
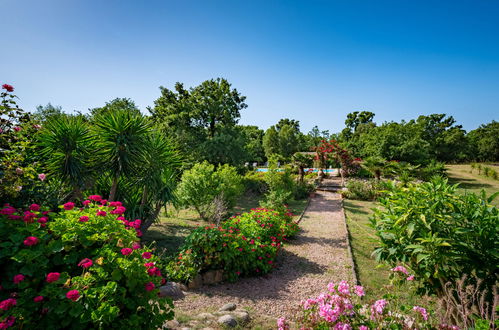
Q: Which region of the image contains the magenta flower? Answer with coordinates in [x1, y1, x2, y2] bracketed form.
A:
[277, 317, 289, 330]
[23, 236, 39, 246]
[66, 290, 80, 301]
[121, 248, 133, 256]
[63, 202, 75, 210]
[46, 272, 60, 283]
[29, 204, 40, 211]
[82, 200, 91, 206]
[132, 242, 141, 250]
[79, 216, 89, 222]
[371, 299, 388, 315]
[88, 195, 102, 202]
[391, 265, 408, 275]
[13, 274, 25, 284]
[407, 275, 415, 281]
[144, 282, 155, 292]
[96, 210, 107, 216]
[337, 280, 350, 295]
[0, 298, 17, 311]
[109, 201, 122, 207]
[78, 258, 93, 268]
[33, 296, 44, 303]
[38, 173, 46, 181]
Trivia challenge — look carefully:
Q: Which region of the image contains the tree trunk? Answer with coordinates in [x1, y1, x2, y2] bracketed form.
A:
[109, 175, 119, 201]
[298, 166, 304, 183]
[141, 202, 163, 233]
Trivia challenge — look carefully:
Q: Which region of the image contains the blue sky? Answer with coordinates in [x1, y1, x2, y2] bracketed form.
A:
[1, 0, 498, 133]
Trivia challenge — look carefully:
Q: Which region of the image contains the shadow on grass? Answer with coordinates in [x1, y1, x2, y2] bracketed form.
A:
[447, 176, 494, 190]
[143, 224, 195, 256]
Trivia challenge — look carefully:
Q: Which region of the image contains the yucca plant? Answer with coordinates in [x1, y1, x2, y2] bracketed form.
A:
[483, 166, 490, 177]
[93, 110, 150, 201]
[36, 114, 94, 200]
[477, 163, 482, 175]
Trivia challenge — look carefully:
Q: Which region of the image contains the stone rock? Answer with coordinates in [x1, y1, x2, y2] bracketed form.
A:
[164, 319, 180, 329]
[214, 269, 224, 282]
[217, 315, 237, 327]
[159, 282, 185, 300]
[196, 313, 215, 320]
[219, 303, 237, 311]
[187, 274, 203, 290]
[202, 270, 216, 285]
[233, 311, 250, 323]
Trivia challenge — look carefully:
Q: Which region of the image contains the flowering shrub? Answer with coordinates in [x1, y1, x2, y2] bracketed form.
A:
[0, 197, 173, 328]
[167, 208, 299, 282]
[286, 281, 435, 329]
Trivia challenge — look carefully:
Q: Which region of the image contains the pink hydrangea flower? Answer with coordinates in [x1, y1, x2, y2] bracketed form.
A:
[121, 248, 133, 256]
[327, 282, 336, 293]
[78, 258, 93, 268]
[96, 210, 107, 216]
[23, 236, 39, 246]
[132, 242, 141, 250]
[413, 306, 428, 321]
[33, 296, 44, 303]
[391, 265, 408, 275]
[145, 282, 155, 292]
[359, 326, 369, 330]
[371, 299, 388, 315]
[63, 202, 75, 210]
[277, 317, 288, 330]
[46, 272, 60, 283]
[82, 200, 91, 206]
[142, 251, 152, 259]
[66, 290, 80, 301]
[109, 201, 122, 207]
[0, 315, 16, 328]
[13, 274, 25, 284]
[354, 285, 365, 297]
[337, 280, 350, 295]
[29, 204, 40, 211]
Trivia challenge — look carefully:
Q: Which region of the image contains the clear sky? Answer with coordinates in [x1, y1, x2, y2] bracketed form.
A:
[1, 0, 498, 133]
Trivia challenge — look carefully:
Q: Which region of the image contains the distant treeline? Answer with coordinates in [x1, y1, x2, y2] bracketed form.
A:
[34, 79, 498, 166]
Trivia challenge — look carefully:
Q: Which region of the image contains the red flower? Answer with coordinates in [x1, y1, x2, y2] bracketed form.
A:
[13, 274, 25, 284]
[109, 201, 122, 207]
[96, 210, 107, 216]
[132, 242, 141, 249]
[142, 252, 152, 259]
[29, 204, 40, 211]
[66, 290, 80, 301]
[46, 272, 60, 283]
[144, 262, 155, 268]
[78, 258, 93, 268]
[82, 200, 91, 206]
[88, 195, 102, 202]
[0, 298, 16, 311]
[63, 202, 75, 210]
[121, 248, 133, 256]
[33, 296, 44, 303]
[1, 84, 14, 92]
[79, 216, 89, 222]
[145, 282, 155, 292]
[23, 236, 39, 246]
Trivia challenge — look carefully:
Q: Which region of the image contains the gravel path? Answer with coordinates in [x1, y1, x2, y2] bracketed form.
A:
[174, 190, 354, 322]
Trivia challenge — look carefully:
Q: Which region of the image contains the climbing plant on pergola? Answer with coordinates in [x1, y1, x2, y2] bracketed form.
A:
[313, 139, 359, 175]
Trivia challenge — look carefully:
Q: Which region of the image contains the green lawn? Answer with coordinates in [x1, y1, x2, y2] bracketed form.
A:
[446, 164, 499, 206]
[143, 193, 309, 257]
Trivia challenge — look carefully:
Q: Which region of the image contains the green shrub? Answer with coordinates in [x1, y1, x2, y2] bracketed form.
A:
[242, 171, 268, 195]
[293, 181, 315, 200]
[260, 158, 294, 211]
[415, 160, 446, 181]
[166, 208, 298, 283]
[176, 162, 243, 222]
[0, 197, 173, 329]
[483, 166, 490, 177]
[342, 179, 383, 201]
[371, 177, 498, 296]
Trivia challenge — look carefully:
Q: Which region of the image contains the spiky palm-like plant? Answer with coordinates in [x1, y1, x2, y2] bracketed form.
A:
[361, 156, 386, 180]
[93, 110, 150, 201]
[36, 115, 94, 199]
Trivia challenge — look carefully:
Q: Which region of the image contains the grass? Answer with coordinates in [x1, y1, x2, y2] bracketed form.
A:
[446, 164, 499, 206]
[143, 193, 309, 257]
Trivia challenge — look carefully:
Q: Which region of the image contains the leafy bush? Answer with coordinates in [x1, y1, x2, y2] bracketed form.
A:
[166, 208, 298, 283]
[342, 179, 383, 201]
[282, 281, 435, 329]
[371, 177, 498, 296]
[260, 158, 295, 211]
[415, 160, 446, 181]
[0, 198, 173, 329]
[292, 181, 315, 200]
[242, 171, 268, 195]
[176, 162, 243, 222]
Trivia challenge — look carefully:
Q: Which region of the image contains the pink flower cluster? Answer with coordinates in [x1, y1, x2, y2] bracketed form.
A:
[391, 265, 415, 281]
